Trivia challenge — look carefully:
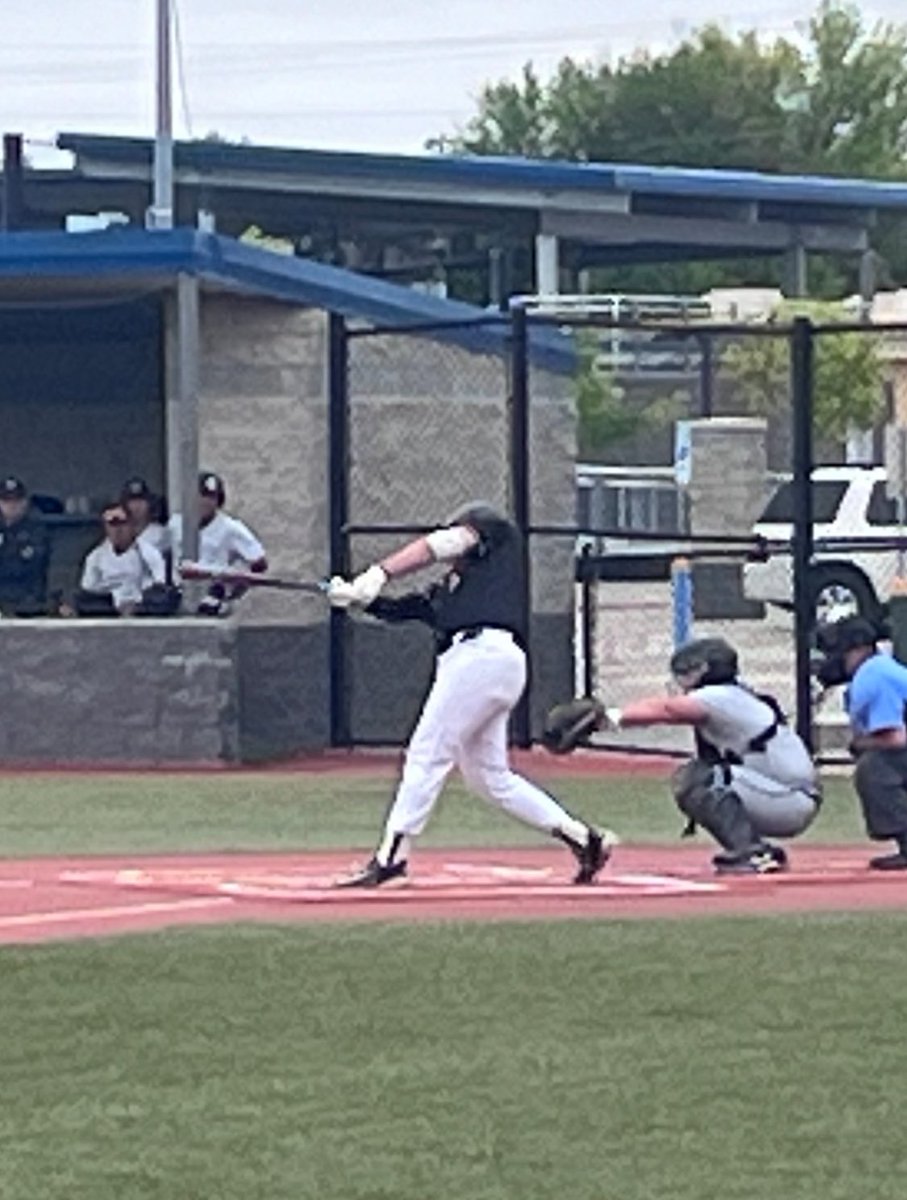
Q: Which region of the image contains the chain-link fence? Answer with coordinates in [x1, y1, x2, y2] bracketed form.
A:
[327, 303, 907, 762]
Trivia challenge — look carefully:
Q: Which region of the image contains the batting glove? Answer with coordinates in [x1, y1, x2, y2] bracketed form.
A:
[327, 565, 388, 609]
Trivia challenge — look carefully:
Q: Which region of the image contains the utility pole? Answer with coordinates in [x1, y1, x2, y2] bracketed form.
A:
[147, 0, 174, 229]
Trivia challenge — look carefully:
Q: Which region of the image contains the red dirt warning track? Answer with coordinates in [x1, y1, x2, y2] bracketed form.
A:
[0, 843, 904, 944]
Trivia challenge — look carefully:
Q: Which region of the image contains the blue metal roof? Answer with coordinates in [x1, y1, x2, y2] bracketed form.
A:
[58, 132, 907, 212]
[0, 228, 573, 372]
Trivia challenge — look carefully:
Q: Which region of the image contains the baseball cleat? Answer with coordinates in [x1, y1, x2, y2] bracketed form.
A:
[712, 845, 784, 876]
[334, 857, 409, 889]
[571, 827, 616, 885]
[868, 851, 907, 871]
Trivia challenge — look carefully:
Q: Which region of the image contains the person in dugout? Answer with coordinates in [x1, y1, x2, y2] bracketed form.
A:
[0, 475, 50, 617]
[814, 615, 907, 870]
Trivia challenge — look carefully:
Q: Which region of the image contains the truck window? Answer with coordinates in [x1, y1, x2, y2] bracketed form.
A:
[758, 480, 848, 523]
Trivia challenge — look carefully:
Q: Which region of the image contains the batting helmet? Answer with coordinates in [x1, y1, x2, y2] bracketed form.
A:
[444, 500, 506, 528]
[670, 637, 739, 687]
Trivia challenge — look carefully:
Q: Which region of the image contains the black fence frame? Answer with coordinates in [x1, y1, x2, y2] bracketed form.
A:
[327, 307, 907, 758]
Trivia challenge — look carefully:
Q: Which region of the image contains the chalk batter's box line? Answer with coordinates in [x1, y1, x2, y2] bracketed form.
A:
[59, 868, 724, 903]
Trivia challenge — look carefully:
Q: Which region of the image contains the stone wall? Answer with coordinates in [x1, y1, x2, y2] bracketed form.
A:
[686, 416, 768, 620]
[196, 296, 330, 625]
[0, 620, 327, 765]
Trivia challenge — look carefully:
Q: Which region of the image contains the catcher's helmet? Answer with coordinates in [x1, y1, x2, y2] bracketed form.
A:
[670, 637, 739, 686]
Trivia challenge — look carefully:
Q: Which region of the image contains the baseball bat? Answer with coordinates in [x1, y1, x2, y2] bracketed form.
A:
[179, 563, 329, 595]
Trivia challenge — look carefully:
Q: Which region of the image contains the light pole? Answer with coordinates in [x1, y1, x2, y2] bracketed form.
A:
[148, 0, 174, 229]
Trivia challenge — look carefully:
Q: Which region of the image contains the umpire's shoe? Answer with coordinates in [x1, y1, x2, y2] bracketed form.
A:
[569, 827, 615, 885]
[335, 857, 408, 889]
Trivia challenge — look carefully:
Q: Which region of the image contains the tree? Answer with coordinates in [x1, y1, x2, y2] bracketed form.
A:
[573, 331, 686, 454]
[721, 301, 887, 441]
[434, 3, 907, 286]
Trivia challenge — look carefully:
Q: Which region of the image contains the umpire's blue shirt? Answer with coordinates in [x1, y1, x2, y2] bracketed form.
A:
[846, 653, 907, 736]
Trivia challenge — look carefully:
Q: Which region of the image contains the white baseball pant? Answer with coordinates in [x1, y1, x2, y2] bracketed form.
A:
[376, 628, 588, 863]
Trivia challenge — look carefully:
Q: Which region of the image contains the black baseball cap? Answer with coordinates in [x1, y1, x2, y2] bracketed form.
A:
[121, 476, 152, 500]
[0, 476, 27, 500]
[198, 472, 225, 499]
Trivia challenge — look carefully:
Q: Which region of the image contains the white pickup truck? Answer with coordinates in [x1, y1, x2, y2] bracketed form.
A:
[743, 465, 905, 621]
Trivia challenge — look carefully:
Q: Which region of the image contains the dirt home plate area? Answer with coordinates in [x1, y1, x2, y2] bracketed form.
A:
[0, 842, 905, 944]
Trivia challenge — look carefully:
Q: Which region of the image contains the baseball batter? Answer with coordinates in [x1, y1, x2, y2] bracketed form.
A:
[327, 503, 612, 887]
[546, 637, 820, 874]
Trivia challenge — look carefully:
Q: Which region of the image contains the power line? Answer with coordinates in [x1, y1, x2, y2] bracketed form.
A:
[172, 0, 194, 138]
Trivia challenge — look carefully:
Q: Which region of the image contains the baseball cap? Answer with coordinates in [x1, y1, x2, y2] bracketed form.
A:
[121, 476, 152, 500]
[198, 471, 225, 498]
[0, 476, 27, 500]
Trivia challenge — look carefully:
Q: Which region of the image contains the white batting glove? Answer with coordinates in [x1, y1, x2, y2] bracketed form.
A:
[327, 565, 388, 609]
[603, 707, 623, 731]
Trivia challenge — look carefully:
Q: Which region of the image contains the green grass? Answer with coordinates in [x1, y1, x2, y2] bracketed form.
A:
[0, 770, 864, 857]
[1, 915, 903, 1200]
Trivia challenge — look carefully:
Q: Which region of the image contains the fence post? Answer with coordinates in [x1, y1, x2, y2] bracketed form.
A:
[790, 317, 815, 751]
[509, 301, 532, 747]
[578, 544, 595, 697]
[328, 313, 351, 748]
[671, 557, 693, 649]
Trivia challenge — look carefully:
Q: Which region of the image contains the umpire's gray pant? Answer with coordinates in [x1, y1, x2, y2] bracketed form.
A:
[853, 748, 907, 841]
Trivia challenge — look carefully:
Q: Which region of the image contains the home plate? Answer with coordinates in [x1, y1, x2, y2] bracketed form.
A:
[59, 863, 723, 903]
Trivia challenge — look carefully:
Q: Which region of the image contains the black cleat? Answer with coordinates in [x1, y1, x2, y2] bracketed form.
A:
[869, 851, 907, 871]
[334, 857, 409, 889]
[713, 845, 783, 876]
[570, 828, 616, 885]
[713, 843, 788, 873]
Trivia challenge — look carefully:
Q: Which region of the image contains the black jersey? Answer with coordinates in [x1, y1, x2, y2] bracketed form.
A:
[367, 510, 526, 651]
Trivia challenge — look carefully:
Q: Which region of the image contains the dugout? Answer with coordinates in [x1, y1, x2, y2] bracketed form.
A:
[0, 228, 576, 764]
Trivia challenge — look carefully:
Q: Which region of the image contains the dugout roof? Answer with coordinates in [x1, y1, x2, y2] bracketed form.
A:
[23, 131, 907, 270]
[0, 228, 571, 371]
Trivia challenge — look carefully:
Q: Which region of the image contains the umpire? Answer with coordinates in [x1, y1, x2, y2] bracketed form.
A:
[816, 616, 907, 870]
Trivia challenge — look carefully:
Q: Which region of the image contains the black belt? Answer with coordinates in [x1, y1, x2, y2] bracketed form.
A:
[439, 625, 524, 653]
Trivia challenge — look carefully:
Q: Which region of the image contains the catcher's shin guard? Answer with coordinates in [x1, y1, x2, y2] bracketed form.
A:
[671, 760, 760, 854]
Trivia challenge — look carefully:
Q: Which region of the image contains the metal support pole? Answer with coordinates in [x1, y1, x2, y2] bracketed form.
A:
[697, 334, 714, 418]
[671, 557, 693, 648]
[509, 302, 532, 747]
[176, 273, 200, 561]
[1, 134, 24, 232]
[534, 232, 559, 296]
[790, 317, 815, 750]
[328, 313, 351, 747]
[579, 545, 595, 698]
[149, 0, 174, 229]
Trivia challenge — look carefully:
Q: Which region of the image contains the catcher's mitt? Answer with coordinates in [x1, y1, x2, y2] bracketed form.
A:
[541, 697, 605, 755]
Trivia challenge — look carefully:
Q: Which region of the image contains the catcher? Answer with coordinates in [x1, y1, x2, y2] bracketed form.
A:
[543, 637, 821, 874]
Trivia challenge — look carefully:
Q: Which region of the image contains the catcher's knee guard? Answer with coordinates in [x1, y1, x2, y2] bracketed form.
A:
[671, 759, 759, 854]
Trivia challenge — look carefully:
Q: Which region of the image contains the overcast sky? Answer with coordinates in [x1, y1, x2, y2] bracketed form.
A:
[5, 0, 906, 167]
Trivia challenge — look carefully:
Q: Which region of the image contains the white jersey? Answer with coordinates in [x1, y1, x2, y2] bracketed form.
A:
[81, 539, 166, 609]
[168, 511, 265, 572]
[696, 683, 817, 792]
[136, 522, 169, 556]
